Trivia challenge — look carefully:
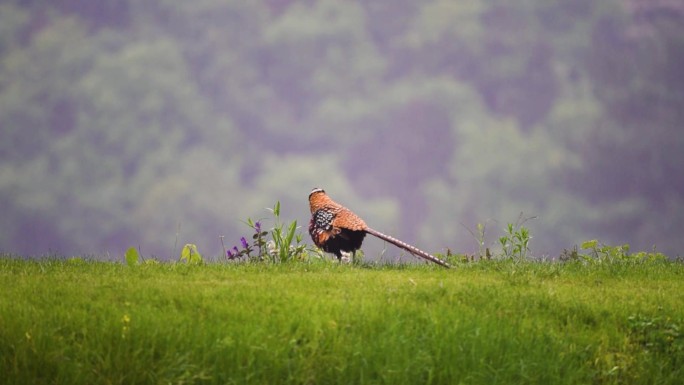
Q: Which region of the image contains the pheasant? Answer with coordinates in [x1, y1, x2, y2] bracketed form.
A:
[308, 188, 450, 268]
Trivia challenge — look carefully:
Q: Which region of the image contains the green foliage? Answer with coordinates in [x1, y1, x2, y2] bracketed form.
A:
[124, 247, 139, 267]
[474, 222, 488, 258]
[179, 244, 203, 264]
[560, 240, 668, 265]
[499, 218, 534, 261]
[226, 202, 306, 263]
[460, 215, 534, 261]
[268, 201, 307, 263]
[1, 258, 683, 384]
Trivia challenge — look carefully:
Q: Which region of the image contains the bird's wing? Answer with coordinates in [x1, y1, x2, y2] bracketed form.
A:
[331, 207, 367, 231]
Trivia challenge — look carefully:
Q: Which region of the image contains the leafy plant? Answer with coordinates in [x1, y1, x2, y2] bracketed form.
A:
[226, 201, 306, 263]
[124, 247, 140, 267]
[226, 224, 262, 262]
[179, 244, 203, 264]
[499, 213, 535, 261]
[577, 240, 667, 265]
[462, 221, 493, 260]
[268, 201, 306, 263]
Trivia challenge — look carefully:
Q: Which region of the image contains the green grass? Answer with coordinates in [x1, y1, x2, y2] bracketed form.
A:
[1, 257, 683, 384]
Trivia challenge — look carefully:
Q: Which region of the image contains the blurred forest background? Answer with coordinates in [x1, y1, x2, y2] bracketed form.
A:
[1, 0, 683, 259]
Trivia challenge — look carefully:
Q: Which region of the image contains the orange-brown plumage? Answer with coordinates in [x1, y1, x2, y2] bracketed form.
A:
[308, 188, 450, 268]
[309, 188, 367, 230]
[308, 188, 367, 259]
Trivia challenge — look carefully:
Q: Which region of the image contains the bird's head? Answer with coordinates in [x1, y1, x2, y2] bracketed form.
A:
[308, 187, 330, 213]
[309, 187, 325, 198]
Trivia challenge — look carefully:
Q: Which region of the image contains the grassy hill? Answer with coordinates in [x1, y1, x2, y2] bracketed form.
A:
[1, 257, 682, 384]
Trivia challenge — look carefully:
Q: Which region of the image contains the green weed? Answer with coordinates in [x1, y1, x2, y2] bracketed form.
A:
[460, 213, 535, 262]
[124, 247, 139, 267]
[179, 243, 203, 264]
[499, 213, 535, 262]
[224, 201, 306, 263]
[560, 240, 668, 265]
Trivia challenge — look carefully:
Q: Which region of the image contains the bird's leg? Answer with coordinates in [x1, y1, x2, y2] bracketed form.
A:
[339, 251, 352, 263]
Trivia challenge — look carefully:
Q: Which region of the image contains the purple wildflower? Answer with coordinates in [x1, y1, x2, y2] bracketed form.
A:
[227, 249, 234, 259]
[233, 246, 239, 254]
[254, 221, 261, 232]
[241, 236, 249, 249]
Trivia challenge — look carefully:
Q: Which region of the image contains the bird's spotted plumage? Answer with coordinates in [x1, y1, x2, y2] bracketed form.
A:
[307, 188, 450, 268]
[308, 189, 367, 260]
[312, 209, 334, 231]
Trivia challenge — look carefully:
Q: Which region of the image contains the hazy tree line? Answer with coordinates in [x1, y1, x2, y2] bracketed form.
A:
[1, 0, 682, 258]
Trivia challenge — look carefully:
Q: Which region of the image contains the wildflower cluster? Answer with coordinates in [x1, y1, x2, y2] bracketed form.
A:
[224, 201, 308, 263]
[226, 220, 268, 261]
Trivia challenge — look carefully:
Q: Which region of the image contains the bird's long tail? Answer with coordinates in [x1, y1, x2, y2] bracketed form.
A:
[365, 228, 450, 268]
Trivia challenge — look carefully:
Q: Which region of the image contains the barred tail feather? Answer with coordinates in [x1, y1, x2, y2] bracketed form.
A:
[365, 228, 450, 268]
